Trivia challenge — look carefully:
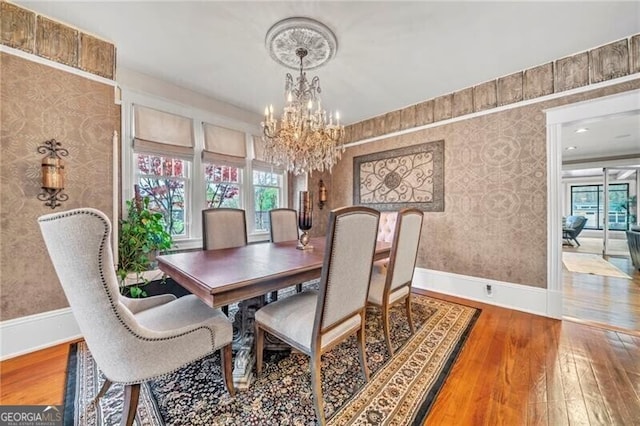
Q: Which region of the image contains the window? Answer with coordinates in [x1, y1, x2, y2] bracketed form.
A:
[204, 163, 242, 208]
[570, 184, 630, 230]
[135, 154, 189, 237]
[122, 94, 288, 248]
[253, 169, 283, 232]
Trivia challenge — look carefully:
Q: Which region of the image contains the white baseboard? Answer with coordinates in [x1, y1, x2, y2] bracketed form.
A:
[0, 308, 81, 361]
[413, 267, 551, 317]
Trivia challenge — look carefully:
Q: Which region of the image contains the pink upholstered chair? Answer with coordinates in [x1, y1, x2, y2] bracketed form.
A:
[373, 211, 398, 273]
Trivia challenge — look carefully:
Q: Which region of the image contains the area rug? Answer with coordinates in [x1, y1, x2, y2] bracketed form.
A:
[562, 252, 632, 279]
[64, 293, 479, 425]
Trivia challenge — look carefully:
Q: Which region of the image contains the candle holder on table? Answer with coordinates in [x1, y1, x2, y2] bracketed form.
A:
[297, 190, 313, 250]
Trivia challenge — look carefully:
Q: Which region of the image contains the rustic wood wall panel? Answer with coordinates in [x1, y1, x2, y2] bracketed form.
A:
[415, 100, 434, 126]
[433, 94, 453, 122]
[524, 63, 554, 100]
[361, 118, 374, 139]
[555, 52, 589, 92]
[590, 40, 630, 83]
[385, 110, 401, 133]
[79, 33, 115, 79]
[452, 87, 474, 117]
[473, 81, 497, 112]
[497, 72, 523, 106]
[36, 16, 78, 67]
[400, 105, 416, 130]
[374, 114, 386, 137]
[1, 3, 116, 80]
[632, 35, 640, 74]
[0, 2, 35, 52]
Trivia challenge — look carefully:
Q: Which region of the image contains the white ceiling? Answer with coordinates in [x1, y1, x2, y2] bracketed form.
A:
[562, 112, 640, 164]
[16, 1, 640, 126]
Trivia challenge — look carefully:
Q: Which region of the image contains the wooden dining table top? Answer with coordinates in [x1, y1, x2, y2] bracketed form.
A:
[157, 237, 392, 308]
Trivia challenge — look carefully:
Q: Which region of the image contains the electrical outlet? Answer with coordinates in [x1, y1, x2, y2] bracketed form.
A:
[485, 284, 493, 297]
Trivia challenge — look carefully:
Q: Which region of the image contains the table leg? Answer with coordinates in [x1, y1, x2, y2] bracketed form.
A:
[230, 296, 262, 389]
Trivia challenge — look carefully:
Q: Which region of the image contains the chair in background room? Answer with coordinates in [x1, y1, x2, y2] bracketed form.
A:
[374, 211, 398, 273]
[255, 206, 380, 425]
[269, 208, 302, 298]
[38, 208, 234, 426]
[202, 207, 248, 250]
[563, 215, 587, 247]
[368, 208, 424, 356]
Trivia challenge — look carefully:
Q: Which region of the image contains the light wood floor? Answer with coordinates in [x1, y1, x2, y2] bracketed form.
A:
[562, 246, 640, 333]
[1, 291, 639, 425]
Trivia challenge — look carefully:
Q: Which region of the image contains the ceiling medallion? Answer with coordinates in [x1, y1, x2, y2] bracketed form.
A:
[265, 17, 338, 71]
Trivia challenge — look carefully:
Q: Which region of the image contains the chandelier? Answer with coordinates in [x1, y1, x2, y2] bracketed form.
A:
[261, 18, 345, 175]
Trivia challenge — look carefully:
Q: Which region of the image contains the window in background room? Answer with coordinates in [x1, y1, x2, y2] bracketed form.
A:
[204, 163, 242, 208]
[253, 169, 283, 233]
[570, 183, 630, 230]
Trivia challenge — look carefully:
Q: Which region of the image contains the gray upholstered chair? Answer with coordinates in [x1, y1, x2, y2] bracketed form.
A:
[563, 215, 587, 247]
[38, 208, 234, 426]
[255, 206, 380, 425]
[269, 208, 302, 297]
[202, 207, 247, 250]
[368, 208, 423, 356]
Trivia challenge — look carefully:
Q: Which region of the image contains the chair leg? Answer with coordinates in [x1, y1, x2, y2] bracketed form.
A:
[120, 384, 140, 426]
[94, 379, 112, 402]
[220, 345, 235, 397]
[356, 323, 370, 382]
[310, 352, 326, 426]
[255, 324, 264, 375]
[574, 237, 581, 247]
[382, 304, 393, 356]
[296, 283, 303, 293]
[270, 290, 278, 302]
[405, 296, 415, 334]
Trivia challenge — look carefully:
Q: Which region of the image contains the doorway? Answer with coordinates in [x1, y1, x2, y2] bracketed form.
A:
[547, 89, 640, 332]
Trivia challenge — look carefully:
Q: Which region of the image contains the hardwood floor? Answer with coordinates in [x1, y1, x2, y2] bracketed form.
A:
[1, 293, 638, 425]
[562, 250, 640, 333]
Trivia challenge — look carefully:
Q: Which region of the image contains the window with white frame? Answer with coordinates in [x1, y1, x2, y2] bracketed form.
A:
[124, 95, 287, 247]
[132, 105, 194, 240]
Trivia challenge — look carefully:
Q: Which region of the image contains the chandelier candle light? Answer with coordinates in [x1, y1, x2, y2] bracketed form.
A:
[261, 18, 345, 175]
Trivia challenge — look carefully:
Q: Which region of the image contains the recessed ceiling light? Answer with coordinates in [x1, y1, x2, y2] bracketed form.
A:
[575, 128, 589, 133]
[565, 146, 578, 151]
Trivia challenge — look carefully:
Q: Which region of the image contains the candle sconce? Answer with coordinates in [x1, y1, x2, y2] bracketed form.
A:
[318, 179, 327, 209]
[37, 139, 68, 209]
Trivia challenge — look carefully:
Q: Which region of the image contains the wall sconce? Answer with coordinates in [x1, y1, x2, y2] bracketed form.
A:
[37, 139, 68, 209]
[318, 179, 327, 209]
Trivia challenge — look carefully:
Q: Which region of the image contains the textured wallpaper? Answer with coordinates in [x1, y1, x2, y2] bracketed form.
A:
[0, 53, 120, 320]
[332, 81, 640, 289]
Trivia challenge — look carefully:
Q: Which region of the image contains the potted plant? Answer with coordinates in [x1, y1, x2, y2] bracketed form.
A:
[117, 191, 173, 297]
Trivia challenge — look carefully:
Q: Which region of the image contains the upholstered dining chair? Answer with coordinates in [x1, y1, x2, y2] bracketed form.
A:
[269, 208, 302, 297]
[255, 206, 380, 425]
[38, 208, 234, 426]
[202, 207, 248, 250]
[368, 208, 424, 356]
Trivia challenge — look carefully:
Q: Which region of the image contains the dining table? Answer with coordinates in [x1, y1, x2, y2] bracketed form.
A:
[157, 236, 392, 388]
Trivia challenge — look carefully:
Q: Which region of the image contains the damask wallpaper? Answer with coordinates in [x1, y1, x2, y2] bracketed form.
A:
[332, 81, 640, 289]
[0, 53, 120, 320]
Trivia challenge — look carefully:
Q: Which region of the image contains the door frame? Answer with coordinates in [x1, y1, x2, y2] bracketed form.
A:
[545, 89, 640, 318]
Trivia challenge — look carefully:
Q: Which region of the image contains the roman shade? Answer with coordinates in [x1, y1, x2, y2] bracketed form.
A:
[202, 123, 246, 168]
[133, 105, 194, 159]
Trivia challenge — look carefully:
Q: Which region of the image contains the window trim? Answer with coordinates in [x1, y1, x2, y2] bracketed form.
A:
[570, 183, 630, 231]
[121, 89, 284, 250]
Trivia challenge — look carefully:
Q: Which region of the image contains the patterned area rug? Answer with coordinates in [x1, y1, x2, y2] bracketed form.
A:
[562, 252, 632, 279]
[64, 292, 479, 425]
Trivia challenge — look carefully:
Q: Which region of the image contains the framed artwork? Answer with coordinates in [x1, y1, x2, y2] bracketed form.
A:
[353, 140, 444, 212]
